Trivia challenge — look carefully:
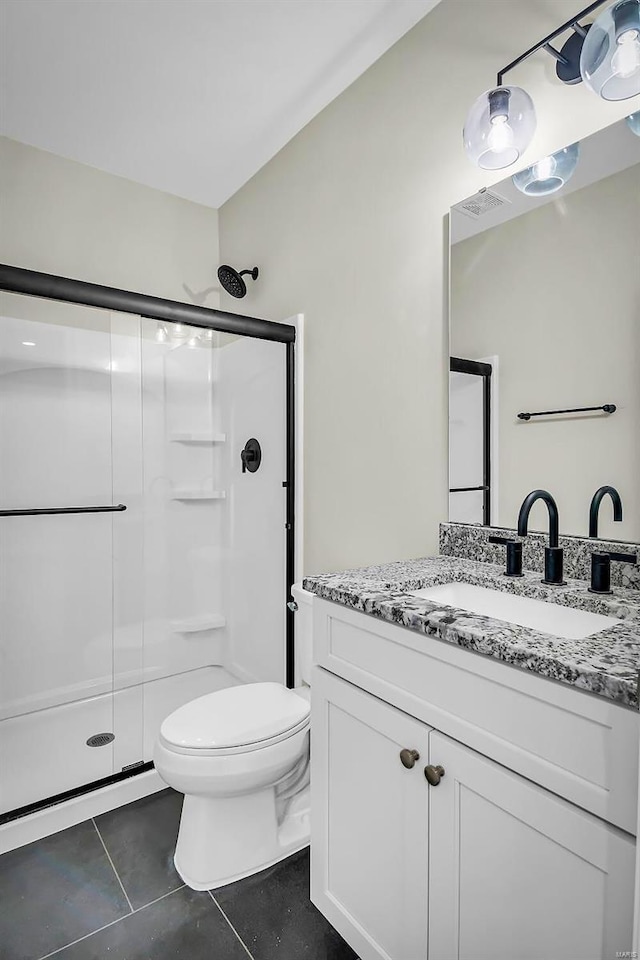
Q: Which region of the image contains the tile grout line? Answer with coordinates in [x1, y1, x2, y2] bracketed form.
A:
[36, 884, 187, 960]
[208, 891, 256, 959]
[90, 818, 134, 913]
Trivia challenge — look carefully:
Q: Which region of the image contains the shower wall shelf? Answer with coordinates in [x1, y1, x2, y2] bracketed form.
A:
[170, 433, 227, 444]
[171, 490, 226, 501]
[171, 615, 226, 633]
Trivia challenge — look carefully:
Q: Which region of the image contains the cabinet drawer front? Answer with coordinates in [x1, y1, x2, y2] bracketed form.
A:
[311, 667, 430, 960]
[314, 598, 639, 834]
[428, 731, 636, 960]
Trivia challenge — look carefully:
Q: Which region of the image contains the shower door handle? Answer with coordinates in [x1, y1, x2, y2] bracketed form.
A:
[0, 504, 127, 517]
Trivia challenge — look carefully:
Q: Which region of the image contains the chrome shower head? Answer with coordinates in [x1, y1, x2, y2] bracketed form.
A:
[217, 265, 259, 299]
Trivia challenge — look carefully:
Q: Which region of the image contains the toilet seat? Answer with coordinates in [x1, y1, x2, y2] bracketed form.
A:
[159, 682, 310, 757]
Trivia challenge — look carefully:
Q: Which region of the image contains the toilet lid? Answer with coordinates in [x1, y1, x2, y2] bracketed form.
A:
[160, 682, 310, 751]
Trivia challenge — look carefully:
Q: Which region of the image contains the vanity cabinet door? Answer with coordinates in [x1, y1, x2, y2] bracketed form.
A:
[311, 666, 431, 960]
[428, 731, 636, 960]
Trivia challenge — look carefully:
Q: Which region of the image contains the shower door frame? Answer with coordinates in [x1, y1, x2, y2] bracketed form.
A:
[0, 263, 297, 823]
[449, 356, 492, 526]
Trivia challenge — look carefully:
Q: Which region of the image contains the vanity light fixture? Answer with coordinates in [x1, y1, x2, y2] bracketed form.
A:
[626, 109, 640, 132]
[463, 86, 536, 170]
[512, 142, 580, 195]
[464, 1, 640, 170]
[581, 0, 640, 99]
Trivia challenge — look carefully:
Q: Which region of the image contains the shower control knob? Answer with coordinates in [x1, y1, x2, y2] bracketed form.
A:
[399, 749, 420, 769]
[424, 764, 445, 786]
[241, 438, 262, 474]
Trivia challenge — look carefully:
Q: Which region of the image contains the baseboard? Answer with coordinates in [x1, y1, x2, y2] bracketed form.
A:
[0, 768, 166, 855]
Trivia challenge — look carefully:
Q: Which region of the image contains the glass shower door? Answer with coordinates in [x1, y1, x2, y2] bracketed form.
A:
[0, 293, 143, 816]
[138, 321, 288, 760]
[0, 289, 292, 818]
[449, 358, 492, 525]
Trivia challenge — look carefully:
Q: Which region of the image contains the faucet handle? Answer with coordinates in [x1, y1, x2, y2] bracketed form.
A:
[488, 536, 523, 578]
[589, 551, 637, 594]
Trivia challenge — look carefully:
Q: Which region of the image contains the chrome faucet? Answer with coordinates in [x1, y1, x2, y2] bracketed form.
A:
[588, 485, 622, 538]
[517, 489, 566, 585]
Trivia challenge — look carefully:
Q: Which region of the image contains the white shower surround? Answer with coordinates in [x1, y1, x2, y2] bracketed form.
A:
[0, 294, 288, 818]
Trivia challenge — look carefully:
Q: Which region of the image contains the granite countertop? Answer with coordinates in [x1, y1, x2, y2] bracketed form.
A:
[303, 555, 640, 709]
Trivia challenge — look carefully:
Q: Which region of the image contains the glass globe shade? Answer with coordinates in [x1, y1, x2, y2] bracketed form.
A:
[512, 143, 580, 196]
[580, 0, 640, 100]
[463, 86, 537, 170]
[627, 110, 640, 134]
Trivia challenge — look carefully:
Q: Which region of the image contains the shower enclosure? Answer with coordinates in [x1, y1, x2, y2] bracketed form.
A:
[0, 266, 295, 822]
[449, 356, 492, 526]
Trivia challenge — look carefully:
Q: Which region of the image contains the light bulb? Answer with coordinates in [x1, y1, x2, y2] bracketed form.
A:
[187, 336, 199, 349]
[531, 155, 556, 181]
[581, 0, 640, 99]
[463, 86, 536, 170]
[488, 116, 515, 154]
[612, 29, 640, 77]
[155, 326, 168, 343]
[512, 143, 579, 197]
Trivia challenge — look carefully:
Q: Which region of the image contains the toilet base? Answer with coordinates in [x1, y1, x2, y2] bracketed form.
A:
[175, 837, 310, 891]
[173, 785, 310, 890]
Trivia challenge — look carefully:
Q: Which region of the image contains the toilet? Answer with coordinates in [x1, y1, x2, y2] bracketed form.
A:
[154, 582, 314, 890]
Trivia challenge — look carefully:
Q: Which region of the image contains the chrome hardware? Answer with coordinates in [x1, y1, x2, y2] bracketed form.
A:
[86, 732, 115, 748]
[399, 749, 420, 769]
[424, 764, 445, 786]
[287, 600, 298, 612]
[121, 760, 144, 772]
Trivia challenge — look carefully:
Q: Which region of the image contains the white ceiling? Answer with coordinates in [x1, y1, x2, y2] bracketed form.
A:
[0, 0, 441, 208]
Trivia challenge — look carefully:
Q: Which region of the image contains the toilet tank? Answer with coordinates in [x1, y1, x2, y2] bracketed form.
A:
[291, 582, 314, 685]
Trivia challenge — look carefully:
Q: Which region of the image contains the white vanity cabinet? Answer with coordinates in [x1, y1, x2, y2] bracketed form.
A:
[428, 731, 634, 960]
[311, 667, 431, 960]
[310, 599, 639, 960]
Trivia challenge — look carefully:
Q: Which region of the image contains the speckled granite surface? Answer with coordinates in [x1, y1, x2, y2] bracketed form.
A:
[440, 522, 640, 590]
[303, 555, 640, 709]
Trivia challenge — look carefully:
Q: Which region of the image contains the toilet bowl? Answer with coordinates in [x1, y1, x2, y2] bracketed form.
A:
[154, 583, 314, 890]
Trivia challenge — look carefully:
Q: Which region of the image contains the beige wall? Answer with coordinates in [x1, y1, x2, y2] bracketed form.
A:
[219, 0, 633, 575]
[0, 137, 220, 306]
[451, 165, 640, 542]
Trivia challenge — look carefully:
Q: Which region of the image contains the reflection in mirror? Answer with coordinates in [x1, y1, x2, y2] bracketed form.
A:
[449, 117, 640, 541]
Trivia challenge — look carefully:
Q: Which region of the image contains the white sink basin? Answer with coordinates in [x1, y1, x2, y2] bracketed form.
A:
[408, 582, 622, 640]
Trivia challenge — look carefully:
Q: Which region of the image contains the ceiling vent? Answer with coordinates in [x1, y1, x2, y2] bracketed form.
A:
[453, 188, 511, 220]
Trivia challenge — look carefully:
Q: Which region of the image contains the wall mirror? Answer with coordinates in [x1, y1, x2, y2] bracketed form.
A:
[449, 115, 640, 542]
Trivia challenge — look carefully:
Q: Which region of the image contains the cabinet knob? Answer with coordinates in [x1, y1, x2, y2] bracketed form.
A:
[424, 764, 445, 786]
[399, 748, 420, 769]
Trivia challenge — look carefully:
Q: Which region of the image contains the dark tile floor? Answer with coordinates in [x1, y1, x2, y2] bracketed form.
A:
[0, 788, 358, 960]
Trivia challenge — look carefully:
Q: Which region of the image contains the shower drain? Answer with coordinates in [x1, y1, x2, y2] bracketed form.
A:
[86, 732, 115, 747]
